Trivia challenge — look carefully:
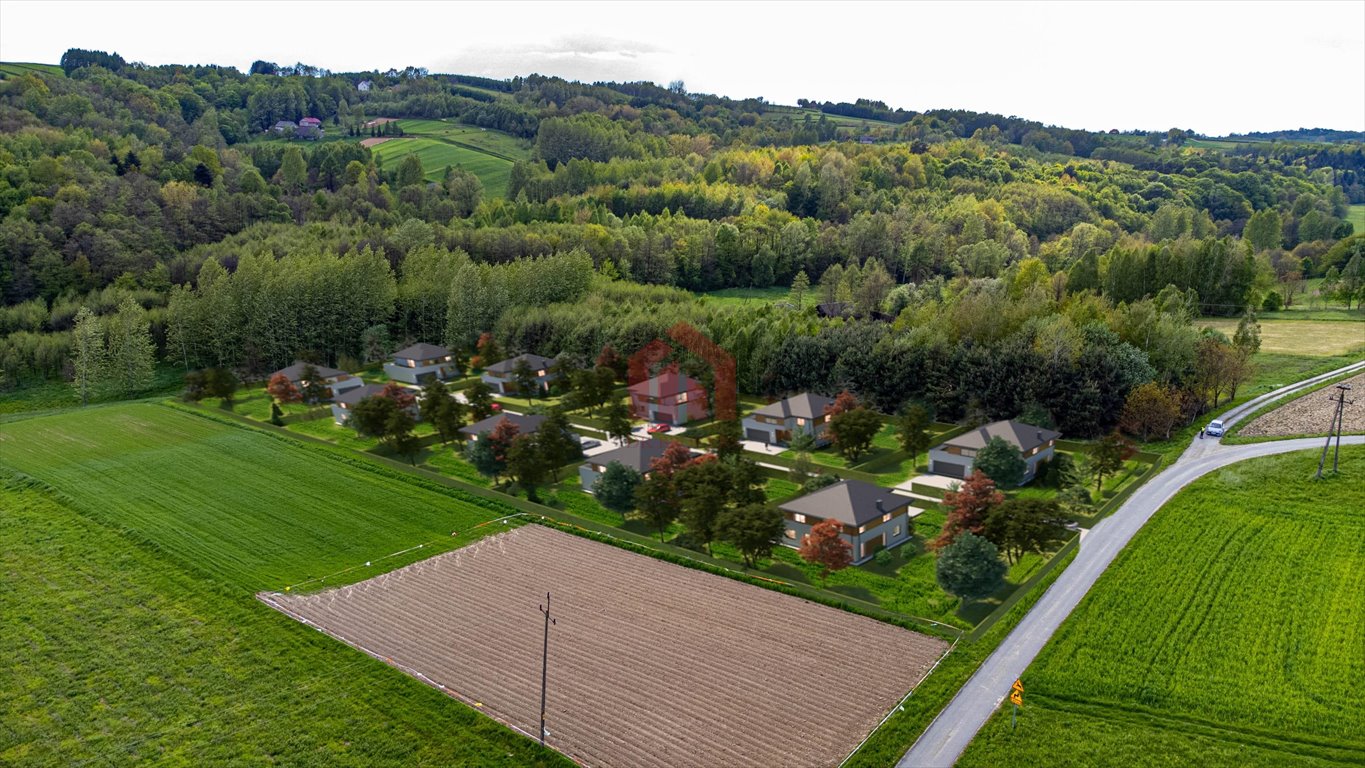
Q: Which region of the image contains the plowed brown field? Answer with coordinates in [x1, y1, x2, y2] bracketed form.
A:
[265, 525, 949, 767]
[1241, 371, 1365, 437]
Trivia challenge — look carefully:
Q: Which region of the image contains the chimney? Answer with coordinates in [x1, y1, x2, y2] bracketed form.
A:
[875, 498, 885, 513]
[1037, 430, 1043, 443]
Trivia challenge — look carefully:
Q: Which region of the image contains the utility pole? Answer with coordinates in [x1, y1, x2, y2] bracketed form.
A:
[538, 592, 556, 747]
[1317, 383, 1352, 478]
[1332, 384, 1354, 474]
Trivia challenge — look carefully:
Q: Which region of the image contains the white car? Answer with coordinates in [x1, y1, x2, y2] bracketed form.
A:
[1205, 419, 1225, 437]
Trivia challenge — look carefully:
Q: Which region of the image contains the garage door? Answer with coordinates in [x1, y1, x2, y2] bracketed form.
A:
[935, 461, 967, 479]
[745, 428, 769, 442]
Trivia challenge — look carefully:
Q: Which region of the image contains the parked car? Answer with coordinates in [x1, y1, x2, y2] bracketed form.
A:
[647, 423, 670, 435]
[579, 439, 601, 450]
[1205, 419, 1224, 437]
[490, 402, 502, 412]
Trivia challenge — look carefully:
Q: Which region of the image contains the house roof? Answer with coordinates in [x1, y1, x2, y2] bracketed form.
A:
[273, 120, 297, 128]
[393, 342, 449, 361]
[459, 412, 546, 437]
[816, 302, 851, 318]
[586, 438, 672, 472]
[485, 353, 556, 375]
[939, 420, 1061, 452]
[779, 479, 909, 528]
[628, 369, 704, 396]
[751, 393, 836, 421]
[299, 117, 322, 125]
[273, 360, 349, 382]
[333, 383, 387, 406]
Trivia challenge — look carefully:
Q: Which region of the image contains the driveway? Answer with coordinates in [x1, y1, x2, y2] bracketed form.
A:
[898, 359, 1365, 767]
[740, 439, 786, 456]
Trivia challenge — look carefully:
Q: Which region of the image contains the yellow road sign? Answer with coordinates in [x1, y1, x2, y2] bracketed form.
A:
[1012, 678, 1024, 693]
[1010, 690, 1023, 707]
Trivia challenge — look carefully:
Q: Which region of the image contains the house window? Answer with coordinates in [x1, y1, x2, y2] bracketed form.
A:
[796, 417, 806, 427]
[793, 513, 806, 524]
[537, 370, 546, 377]
[677, 392, 688, 403]
[893, 524, 902, 536]
[882, 513, 892, 523]
[785, 529, 797, 540]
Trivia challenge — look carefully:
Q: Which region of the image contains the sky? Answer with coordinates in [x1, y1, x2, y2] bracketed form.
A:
[2, 0, 1362, 136]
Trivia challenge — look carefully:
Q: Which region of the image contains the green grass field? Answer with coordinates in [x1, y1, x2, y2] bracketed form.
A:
[0, 61, 63, 78]
[370, 137, 514, 196]
[0, 475, 567, 767]
[1200, 318, 1364, 356]
[699, 286, 792, 307]
[394, 119, 531, 161]
[0, 403, 514, 590]
[957, 447, 1365, 767]
[1347, 204, 1365, 235]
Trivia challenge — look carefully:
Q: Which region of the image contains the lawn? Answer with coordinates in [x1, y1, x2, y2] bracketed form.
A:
[698, 286, 792, 307]
[957, 447, 1365, 767]
[395, 119, 531, 161]
[369, 137, 514, 196]
[0, 403, 514, 590]
[0, 62, 63, 78]
[0, 363, 185, 415]
[1199, 318, 1364, 356]
[0, 475, 567, 768]
[1347, 203, 1365, 234]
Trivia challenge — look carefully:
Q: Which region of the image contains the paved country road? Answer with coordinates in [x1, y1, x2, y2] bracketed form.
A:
[897, 359, 1365, 768]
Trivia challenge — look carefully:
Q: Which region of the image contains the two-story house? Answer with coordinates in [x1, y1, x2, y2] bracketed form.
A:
[458, 412, 547, 441]
[928, 420, 1061, 483]
[628, 368, 707, 425]
[578, 438, 672, 492]
[742, 392, 836, 447]
[778, 479, 920, 564]
[481, 353, 559, 395]
[384, 343, 459, 385]
[331, 383, 389, 425]
[270, 360, 364, 401]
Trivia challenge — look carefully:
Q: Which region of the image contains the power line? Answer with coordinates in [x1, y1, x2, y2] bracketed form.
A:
[1316, 383, 1354, 478]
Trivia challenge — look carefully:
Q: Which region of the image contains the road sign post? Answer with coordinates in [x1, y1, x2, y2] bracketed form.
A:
[1010, 679, 1024, 730]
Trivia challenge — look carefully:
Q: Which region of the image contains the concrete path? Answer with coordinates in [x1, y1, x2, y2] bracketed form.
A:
[897, 359, 1365, 768]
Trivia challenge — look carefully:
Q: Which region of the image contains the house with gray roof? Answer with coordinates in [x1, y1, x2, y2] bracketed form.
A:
[384, 342, 459, 385]
[458, 412, 547, 441]
[270, 360, 364, 402]
[928, 420, 1061, 483]
[778, 479, 920, 564]
[578, 438, 672, 492]
[330, 383, 388, 425]
[481, 353, 560, 395]
[742, 392, 836, 447]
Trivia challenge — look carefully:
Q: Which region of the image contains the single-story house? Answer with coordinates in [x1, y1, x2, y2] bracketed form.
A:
[578, 438, 671, 492]
[481, 353, 559, 395]
[628, 368, 707, 425]
[297, 117, 324, 140]
[357, 80, 373, 92]
[778, 479, 919, 564]
[742, 392, 836, 447]
[331, 383, 388, 425]
[384, 343, 459, 385]
[458, 412, 547, 441]
[271, 360, 364, 401]
[928, 420, 1061, 483]
[272, 120, 297, 134]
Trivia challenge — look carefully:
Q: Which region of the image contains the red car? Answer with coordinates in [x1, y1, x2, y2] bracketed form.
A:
[646, 423, 670, 434]
[490, 402, 502, 411]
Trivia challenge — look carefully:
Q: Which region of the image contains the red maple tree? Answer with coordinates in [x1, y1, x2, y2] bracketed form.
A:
[799, 519, 853, 582]
[932, 470, 1005, 549]
[379, 381, 417, 411]
[266, 372, 302, 404]
[825, 389, 860, 418]
[486, 417, 521, 463]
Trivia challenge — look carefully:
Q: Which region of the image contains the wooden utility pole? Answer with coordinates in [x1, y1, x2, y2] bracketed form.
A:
[538, 592, 556, 747]
[1317, 383, 1353, 478]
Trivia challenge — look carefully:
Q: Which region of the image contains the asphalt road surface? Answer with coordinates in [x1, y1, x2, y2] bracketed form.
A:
[897, 359, 1365, 768]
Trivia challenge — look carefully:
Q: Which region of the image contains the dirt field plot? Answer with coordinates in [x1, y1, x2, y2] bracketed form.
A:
[1241, 371, 1365, 437]
[267, 526, 948, 767]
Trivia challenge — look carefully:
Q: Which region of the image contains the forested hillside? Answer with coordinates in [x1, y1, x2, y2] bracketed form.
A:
[3, 49, 1363, 434]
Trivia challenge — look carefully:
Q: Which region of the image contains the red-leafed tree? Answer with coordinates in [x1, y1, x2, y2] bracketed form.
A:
[473, 332, 502, 369]
[933, 470, 1005, 550]
[799, 519, 853, 583]
[648, 440, 695, 477]
[596, 344, 626, 381]
[825, 389, 860, 418]
[379, 381, 417, 411]
[486, 417, 521, 464]
[266, 372, 301, 404]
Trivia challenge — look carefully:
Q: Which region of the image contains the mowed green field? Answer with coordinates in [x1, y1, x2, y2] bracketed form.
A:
[0, 403, 511, 590]
[1200, 318, 1365, 356]
[395, 119, 531, 160]
[958, 448, 1365, 767]
[1348, 204, 1365, 234]
[0, 61, 63, 78]
[370, 137, 514, 196]
[0, 476, 567, 767]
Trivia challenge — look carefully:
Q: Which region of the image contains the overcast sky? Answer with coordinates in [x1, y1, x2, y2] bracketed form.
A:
[2, 0, 1362, 136]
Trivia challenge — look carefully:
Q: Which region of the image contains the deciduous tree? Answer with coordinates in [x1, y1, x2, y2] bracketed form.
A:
[974, 436, 1027, 487]
[933, 470, 1004, 549]
[465, 379, 496, 420]
[799, 518, 853, 583]
[717, 503, 785, 567]
[1091, 430, 1135, 492]
[935, 531, 1007, 601]
[829, 407, 882, 463]
[506, 434, 549, 501]
[1119, 382, 1180, 440]
[593, 461, 642, 519]
[604, 399, 634, 445]
[71, 306, 104, 406]
[896, 404, 933, 470]
[982, 498, 1069, 562]
[267, 372, 302, 404]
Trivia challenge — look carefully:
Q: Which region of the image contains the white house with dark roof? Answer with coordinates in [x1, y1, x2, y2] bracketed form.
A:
[778, 479, 920, 564]
[578, 438, 673, 492]
[481, 353, 559, 395]
[270, 360, 364, 401]
[742, 392, 836, 447]
[928, 420, 1061, 483]
[384, 343, 459, 385]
